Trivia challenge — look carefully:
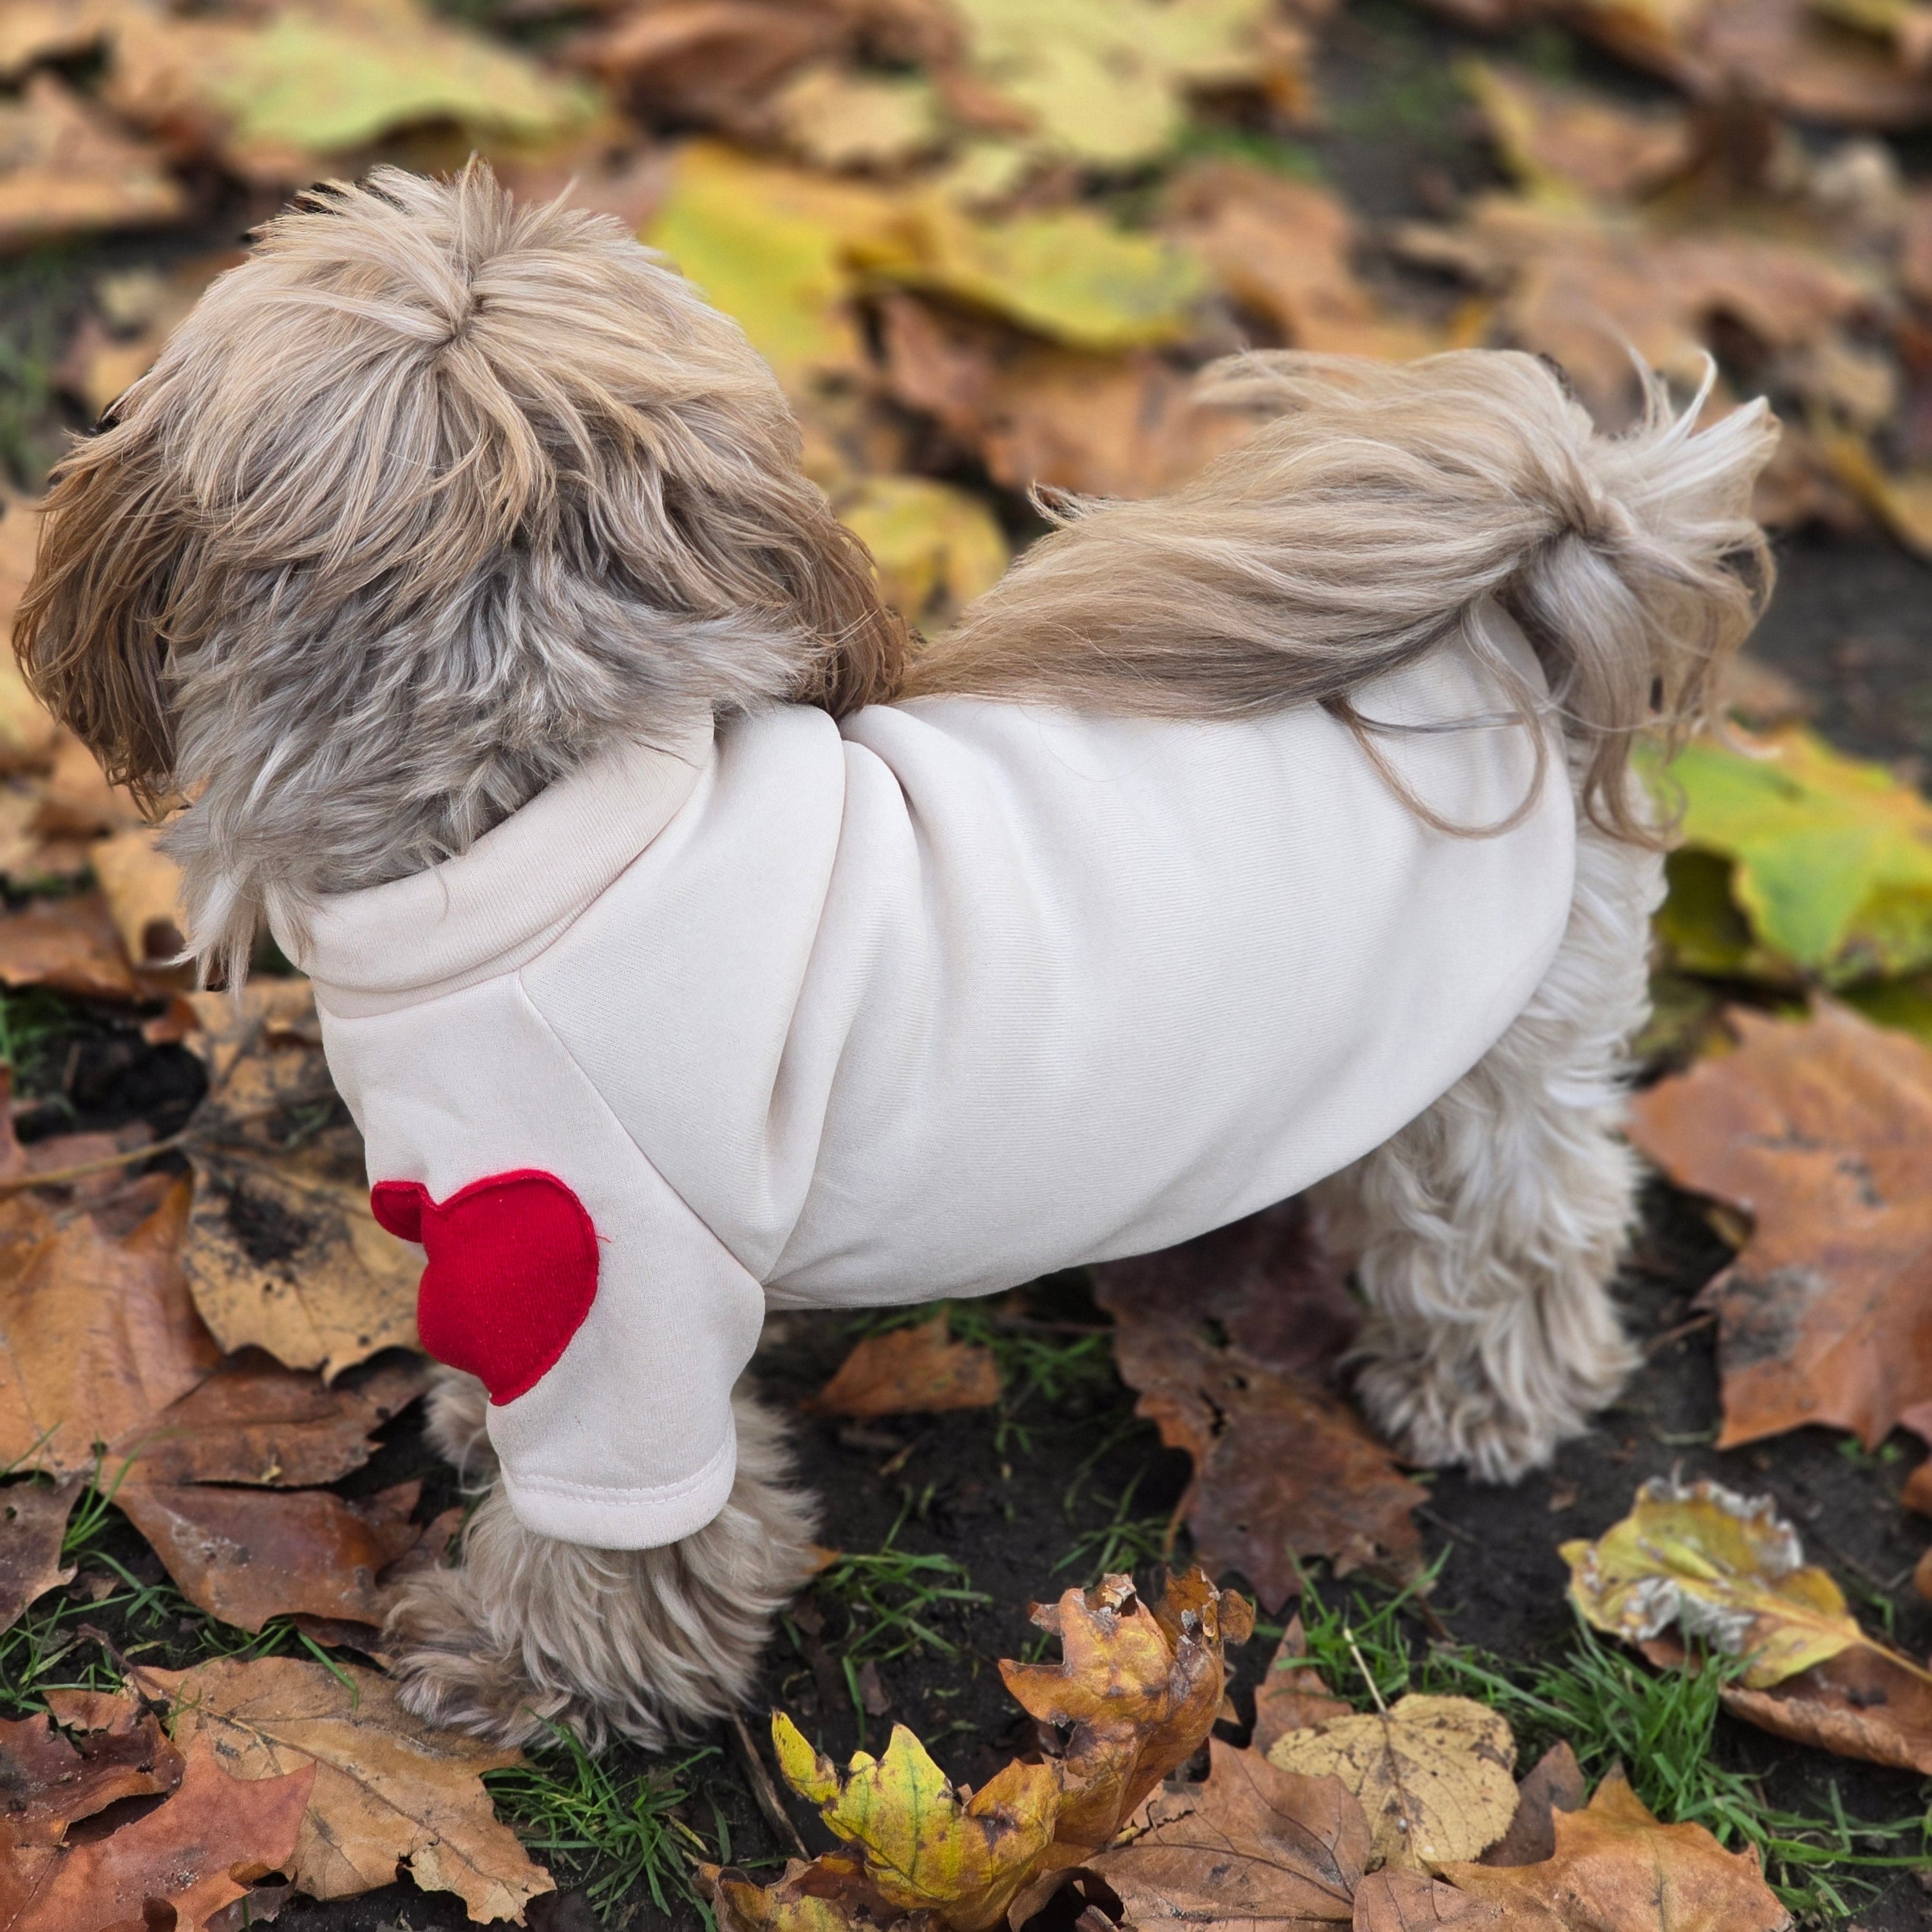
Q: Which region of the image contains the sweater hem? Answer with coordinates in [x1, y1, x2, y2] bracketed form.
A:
[497, 1423, 737, 1549]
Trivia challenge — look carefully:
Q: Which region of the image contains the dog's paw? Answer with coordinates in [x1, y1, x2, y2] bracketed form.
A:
[383, 1566, 601, 1749]
[1356, 1320, 1638, 1484]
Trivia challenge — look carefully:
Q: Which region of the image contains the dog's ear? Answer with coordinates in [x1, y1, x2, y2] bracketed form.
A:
[15, 418, 187, 814]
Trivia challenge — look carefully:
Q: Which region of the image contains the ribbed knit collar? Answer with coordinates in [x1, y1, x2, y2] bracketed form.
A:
[279, 722, 714, 1013]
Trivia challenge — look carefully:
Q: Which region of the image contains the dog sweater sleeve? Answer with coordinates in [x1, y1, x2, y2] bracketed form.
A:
[316, 974, 766, 1549]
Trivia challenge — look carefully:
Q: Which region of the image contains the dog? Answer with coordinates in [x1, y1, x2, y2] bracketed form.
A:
[16, 163, 1776, 1748]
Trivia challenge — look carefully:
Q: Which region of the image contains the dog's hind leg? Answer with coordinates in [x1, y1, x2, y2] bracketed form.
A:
[1311, 819, 1659, 1482]
[384, 1381, 820, 1748]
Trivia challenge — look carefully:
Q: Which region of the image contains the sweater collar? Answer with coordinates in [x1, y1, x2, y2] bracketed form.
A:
[279, 722, 715, 1009]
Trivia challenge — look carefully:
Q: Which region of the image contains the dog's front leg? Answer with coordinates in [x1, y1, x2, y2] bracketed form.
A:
[387, 1377, 820, 1748]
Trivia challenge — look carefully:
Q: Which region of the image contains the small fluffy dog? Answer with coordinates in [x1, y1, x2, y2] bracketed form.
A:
[17, 165, 1776, 1747]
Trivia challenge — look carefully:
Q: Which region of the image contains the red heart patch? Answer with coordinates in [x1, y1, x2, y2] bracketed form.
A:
[370, 1170, 600, 1406]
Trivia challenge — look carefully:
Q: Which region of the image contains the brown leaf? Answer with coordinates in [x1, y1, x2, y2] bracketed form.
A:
[116, 1478, 426, 1633]
[0, 71, 185, 254]
[1089, 1738, 1370, 1929]
[1252, 1617, 1352, 1757]
[152, 1654, 553, 1919]
[91, 826, 187, 969]
[0, 1688, 184, 1848]
[804, 1313, 1000, 1417]
[0, 890, 144, 1001]
[1164, 165, 1439, 357]
[877, 292, 1251, 500]
[0, 0, 120, 79]
[1353, 1868, 1515, 1929]
[0, 1726, 314, 1932]
[180, 981, 422, 1378]
[122, 1352, 426, 1489]
[0, 1176, 216, 1477]
[1438, 1769, 1788, 1932]
[1477, 1741, 1587, 1868]
[1095, 1201, 1423, 1612]
[1463, 61, 1692, 204]
[1001, 1570, 1249, 1862]
[1625, 1001, 1932, 1450]
[0, 1475, 77, 1634]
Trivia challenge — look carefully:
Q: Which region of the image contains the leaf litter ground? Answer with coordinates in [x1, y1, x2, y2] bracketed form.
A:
[9, 3, 1932, 1929]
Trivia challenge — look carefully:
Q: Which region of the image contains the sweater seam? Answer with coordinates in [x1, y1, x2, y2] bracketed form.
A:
[507, 973, 763, 1285]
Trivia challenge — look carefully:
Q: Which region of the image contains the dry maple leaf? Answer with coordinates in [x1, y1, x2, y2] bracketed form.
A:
[1000, 1569, 1254, 1886]
[1095, 1200, 1424, 1612]
[1625, 1001, 1932, 1449]
[803, 1312, 1000, 1417]
[770, 1715, 1061, 1932]
[1438, 1768, 1789, 1932]
[1251, 1616, 1352, 1757]
[1561, 1475, 1904, 1689]
[117, 1477, 427, 1633]
[1088, 1737, 1368, 1930]
[1265, 1694, 1517, 1870]
[180, 981, 422, 1379]
[151, 1654, 551, 1922]
[0, 1475, 77, 1634]
[1477, 1741, 1587, 1870]
[1698, 1640, 1932, 1777]
[0, 889, 147, 1002]
[0, 1687, 184, 1850]
[0, 70, 185, 254]
[1, 1723, 314, 1932]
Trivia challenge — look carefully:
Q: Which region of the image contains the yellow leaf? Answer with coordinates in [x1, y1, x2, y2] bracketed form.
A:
[1652, 726, 1932, 985]
[773, 65, 942, 172]
[1264, 1693, 1517, 1869]
[772, 1718, 1059, 1932]
[1560, 1475, 1910, 1689]
[836, 479, 1009, 632]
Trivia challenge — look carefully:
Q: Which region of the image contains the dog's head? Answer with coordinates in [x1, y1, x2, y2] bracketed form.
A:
[16, 160, 905, 978]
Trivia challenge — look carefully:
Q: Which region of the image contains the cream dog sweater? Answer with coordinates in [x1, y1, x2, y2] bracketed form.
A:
[281, 626, 1575, 1548]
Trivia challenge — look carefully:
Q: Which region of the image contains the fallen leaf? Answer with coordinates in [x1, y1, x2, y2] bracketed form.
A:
[1461, 59, 1692, 204]
[1265, 1694, 1517, 1870]
[949, 0, 1297, 168]
[0, 1725, 314, 1932]
[1000, 1570, 1253, 1868]
[91, 825, 187, 968]
[1438, 1768, 1788, 1932]
[1478, 1741, 1587, 1868]
[1095, 1200, 1425, 1613]
[1652, 726, 1932, 984]
[0, 498, 61, 777]
[0, 1175, 215, 1477]
[0, 70, 185, 254]
[804, 1312, 1001, 1417]
[124, 1351, 426, 1488]
[1647, 1630, 1932, 1776]
[1089, 1737, 1368, 1929]
[835, 476, 1008, 630]
[1626, 1001, 1932, 1448]
[0, 1475, 77, 1634]
[775, 64, 943, 170]
[152, 1653, 550, 1919]
[879, 290, 1250, 497]
[1164, 164, 1439, 360]
[771, 1714, 1061, 1932]
[0, 891, 144, 1001]
[1251, 1617, 1352, 1757]
[1561, 1474, 1920, 1690]
[0, 1687, 183, 1847]
[104, 0, 597, 185]
[116, 1477, 425, 1632]
[180, 981, 422, 1379]
[0, 0, 121, 79]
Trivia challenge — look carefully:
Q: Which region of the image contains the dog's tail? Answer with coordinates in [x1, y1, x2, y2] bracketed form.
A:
[898, 349, 1778, 842]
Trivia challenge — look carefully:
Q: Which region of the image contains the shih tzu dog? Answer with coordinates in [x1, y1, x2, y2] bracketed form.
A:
[16, 164, 1775, 1747]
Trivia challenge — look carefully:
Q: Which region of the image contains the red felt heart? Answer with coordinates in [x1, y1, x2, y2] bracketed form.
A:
[371, 1170, 600, 1405]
